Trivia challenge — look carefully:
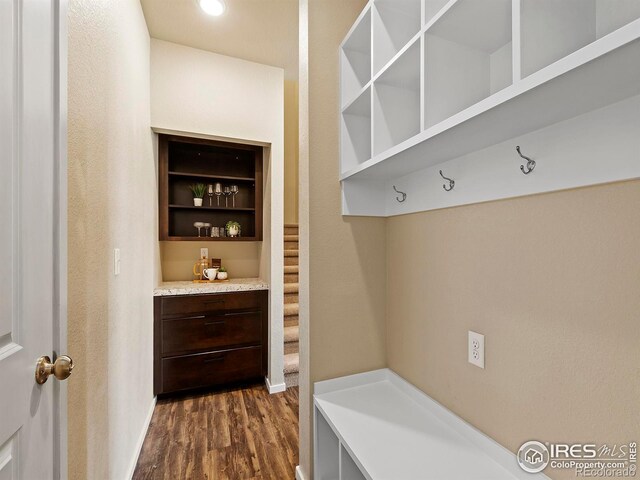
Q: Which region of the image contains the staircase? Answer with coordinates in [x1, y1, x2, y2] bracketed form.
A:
[283, 224, 299, 388]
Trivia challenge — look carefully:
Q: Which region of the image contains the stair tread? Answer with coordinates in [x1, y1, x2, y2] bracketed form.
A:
[284, 283, 299, 294]
[284, 325, 299, 343]
[284, 353, 299, 374]
[284, 303, 299, 316]
[284, 249, 299, 257]
[284, 235, 299, 242]
[284, 266, 299, 274]
[284, 224, 299, 228]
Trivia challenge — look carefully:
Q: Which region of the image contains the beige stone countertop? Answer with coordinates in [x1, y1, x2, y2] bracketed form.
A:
[153, 278, 269, 297]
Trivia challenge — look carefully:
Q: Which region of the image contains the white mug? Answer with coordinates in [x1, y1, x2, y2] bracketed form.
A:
[203, 268, 219, 280]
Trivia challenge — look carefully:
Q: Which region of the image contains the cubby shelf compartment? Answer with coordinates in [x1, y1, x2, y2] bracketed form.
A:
[341, 86, 372, 174]
[521, 0, 640, 78]
[424, 0, 513, 128]
[372, 0, 421, 76]
[341, 6, 372, 108]
[373, 36, 421, 155]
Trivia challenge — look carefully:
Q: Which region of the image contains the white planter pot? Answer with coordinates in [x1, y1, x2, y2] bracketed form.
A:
[228, 226, 239, 237]
[193, 198, 203, 206]
[217, 271, 228, 280]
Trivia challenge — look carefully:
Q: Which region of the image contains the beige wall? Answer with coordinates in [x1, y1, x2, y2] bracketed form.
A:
[285, 80, 300, 224]
[160, 242, 259, 281]
[150, 39, 284, 284]
[387, 180, 640, 479]
[67, 1, 158, 479]
[299, 0, 387, 477]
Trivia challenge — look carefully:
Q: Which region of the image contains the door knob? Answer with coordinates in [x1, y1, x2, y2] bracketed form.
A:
[35, 355, 74, 384]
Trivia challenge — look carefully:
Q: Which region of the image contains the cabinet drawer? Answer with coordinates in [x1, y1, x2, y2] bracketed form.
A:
[160, 291, 262, 317]
[161, 312, 261, 356]
[161, 347, 262, 393]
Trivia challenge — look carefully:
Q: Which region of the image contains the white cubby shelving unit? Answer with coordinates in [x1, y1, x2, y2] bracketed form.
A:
[314, 369, 550, 480]
[339, 0, 640, 217]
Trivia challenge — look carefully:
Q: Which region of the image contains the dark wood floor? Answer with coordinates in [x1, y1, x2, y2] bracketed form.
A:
[133, 384, 299, 480]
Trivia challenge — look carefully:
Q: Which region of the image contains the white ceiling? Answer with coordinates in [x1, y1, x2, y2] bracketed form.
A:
[140, 0, 299, 80]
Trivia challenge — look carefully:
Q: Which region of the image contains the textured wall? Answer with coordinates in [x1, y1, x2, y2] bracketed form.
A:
[387, 178, 640, 479]
[298, 0, 387, 477]
[67, 0, 158, 478]
[285, 80, 300, 224]
[159, 242, 259, 281]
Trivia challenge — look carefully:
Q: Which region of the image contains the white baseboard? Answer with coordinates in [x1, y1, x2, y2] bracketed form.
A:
[295, 465, 307, 480]
[265, 376, 286, 394]
[126, 396, 157, 480]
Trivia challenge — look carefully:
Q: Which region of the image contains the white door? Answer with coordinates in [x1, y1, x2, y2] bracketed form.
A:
[0, 1, 68, 479]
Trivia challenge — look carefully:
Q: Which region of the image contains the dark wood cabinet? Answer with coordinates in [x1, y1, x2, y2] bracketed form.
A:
[154, 290, 268, 396]
[158, 134, 263, 241]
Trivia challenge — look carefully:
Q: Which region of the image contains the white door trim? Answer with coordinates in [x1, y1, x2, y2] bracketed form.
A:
[53, 1, 68, 479]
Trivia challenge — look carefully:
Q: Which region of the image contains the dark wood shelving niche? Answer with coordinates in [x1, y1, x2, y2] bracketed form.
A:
[159, 134, 263, 241]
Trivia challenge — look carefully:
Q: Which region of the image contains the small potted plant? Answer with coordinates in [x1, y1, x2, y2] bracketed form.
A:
[226, 220, 241, 237]
[189, 183, 206, 206]
[217, 267, 228, 280]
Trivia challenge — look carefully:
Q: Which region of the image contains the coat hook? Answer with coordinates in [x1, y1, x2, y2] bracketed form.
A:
[439, 170, 455, 192]
[516, 146, 536, 175]
[393, 185, 406, 203]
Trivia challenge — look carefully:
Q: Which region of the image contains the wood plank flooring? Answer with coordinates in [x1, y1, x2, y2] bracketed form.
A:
[133, 385, 299, 480]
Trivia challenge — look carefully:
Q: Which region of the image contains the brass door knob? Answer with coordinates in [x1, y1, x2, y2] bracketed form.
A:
[35, 355, 74, 384]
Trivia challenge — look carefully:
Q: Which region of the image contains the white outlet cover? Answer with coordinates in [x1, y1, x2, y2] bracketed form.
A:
[468, 331, 485, 369]
[200, 248, 209, 259]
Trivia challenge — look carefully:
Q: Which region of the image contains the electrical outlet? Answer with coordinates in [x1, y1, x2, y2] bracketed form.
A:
[200, 248, 209, 259]
[468, 331, 485, 369]
[114, 248, 121, 276]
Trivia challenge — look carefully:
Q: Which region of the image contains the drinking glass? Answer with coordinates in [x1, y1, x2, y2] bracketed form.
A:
[203, 223, 211, 237]
[207, 184, 214, 206]
[230, 185, 239, 208]
[223, 186, 231, 208]
[214, 182, 222, 206]
[194, 222, 205, 237]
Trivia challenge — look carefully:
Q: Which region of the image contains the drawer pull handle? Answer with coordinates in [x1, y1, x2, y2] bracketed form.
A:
[204, 320, 225, 326]
[168, 315, 206, 321]
[204, 356, 225, 363]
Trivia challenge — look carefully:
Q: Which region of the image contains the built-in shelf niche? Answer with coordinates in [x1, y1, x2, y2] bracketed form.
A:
[341, 7, 372, 107]
[159, 135, 263, 241]
[424, 0, 513, 128]
[372, 0, 421, 75]
[341, 86, 372, 172]
[521, 0, 640, 77]
[373, 37, 421, 155]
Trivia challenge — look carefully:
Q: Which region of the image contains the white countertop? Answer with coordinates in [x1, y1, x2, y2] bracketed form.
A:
[153, 278, 269, 296]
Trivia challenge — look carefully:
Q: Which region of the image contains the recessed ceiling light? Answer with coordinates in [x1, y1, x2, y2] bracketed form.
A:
[199, 0, 226, 16]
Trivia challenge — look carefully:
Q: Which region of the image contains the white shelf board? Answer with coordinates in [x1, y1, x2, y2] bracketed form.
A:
[424, 0, 453, 26]
[314, 369, 549, 480]
[341, 18, 640, 181]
